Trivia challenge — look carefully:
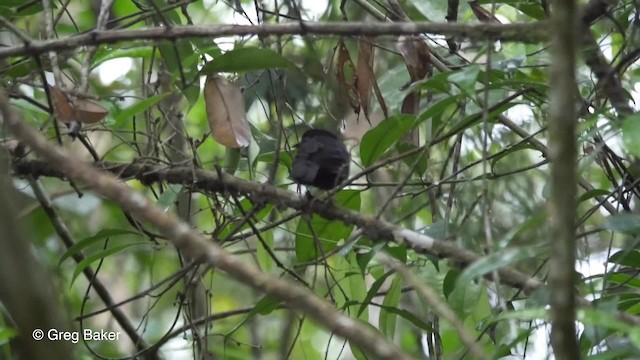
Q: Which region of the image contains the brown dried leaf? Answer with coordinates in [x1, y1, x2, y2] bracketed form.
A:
[372, 80, 389, 119]
[396, 35, 432, 82]
[356, 38, 388, 119]
[356, 37, 374, 117]
[50, 86, 76, 124]
[50, 86, 108, 125]
[334, 40, 359, 114]
[396, 36, 432, 118]
[73, 98, 108, 124]
[401, 93, 420, 115]
[204, 76, 252, 148]
[468, 1, 501, 23]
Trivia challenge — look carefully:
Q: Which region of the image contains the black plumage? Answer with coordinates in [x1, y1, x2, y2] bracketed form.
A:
[291, 129, 350, 190]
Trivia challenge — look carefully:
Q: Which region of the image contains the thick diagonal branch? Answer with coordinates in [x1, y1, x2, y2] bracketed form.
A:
[0, 90, 413, 360]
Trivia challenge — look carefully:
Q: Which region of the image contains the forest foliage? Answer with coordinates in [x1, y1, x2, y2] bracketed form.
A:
[1, 0, 640, 359]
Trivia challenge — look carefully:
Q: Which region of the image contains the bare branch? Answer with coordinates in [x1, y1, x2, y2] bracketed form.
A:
[11, 157, 544, 294]
[0, 22, 548, 59]
[0, 88, 413, 360]
[548, 0, 581, 356]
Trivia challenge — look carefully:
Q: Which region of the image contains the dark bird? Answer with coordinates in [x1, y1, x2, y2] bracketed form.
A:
[291, 129, 350, 190]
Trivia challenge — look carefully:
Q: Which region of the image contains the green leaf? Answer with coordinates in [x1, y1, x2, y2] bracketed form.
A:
[622, 114, 640, 157]
[182, 85, 201, 109]
[396, 143, 429, 175]
[579, 189, 610, 203]
[0, 327, 18, 346]
[443, 268, 460, 299]
[253, 295, 280, 315]
[157, 184, 183, 212]
[256, 151, 292, 169]
[92, 47, 153, 68]
[71, 242, 147, 286]
[346, 321, 385, 360]
[581, 298, 620, 353]
[492, 345, 514, 359]
[10, 97, 53, 123]
[448, 271, 482, 319]
[379, 276, 402, 338]
[603, 213, 640, 235]
[1, 0, 26, 6]
[224, 148, 242, 175]
[512, 3, 546, 20]
[416, 95, 461, 125]
[377, 65, 411, 113]
[157, 40, 193, 77]
[217, 201, 273, 240]
[112, 94, 168, 125]
[256, 230, 275, 272]
[247, 136, 261, 171]
[2, 58, 36, 78]
[458, 246, 546, 286]
[360, 115, 416, 167]
[200, 48, 296, 75]
[377, 303, 434, 332]
[385, 244, 407, 263]
[350, 343, 368, 360]
[355, 242, 385, 273]
[227, 295, 280, 335]
[496, 211, 546, 247]
[59, 229, 140, 265]
[0, 7, 14, 19]
[346, 253, 368, 317]
[15, 2, 43, 16]
[483, 308, 548, 326]
[585, 349, 637, 360]
[608, 250, 640, 267]
[295, 191, 360, 262]
[438, 101, 520, 141]
[449, 65, 481, 94]
[578, 308, 640, 348]
[357, 269, 394, 317]
[411, 71, 453, 93]
[606, 272, 640, 289]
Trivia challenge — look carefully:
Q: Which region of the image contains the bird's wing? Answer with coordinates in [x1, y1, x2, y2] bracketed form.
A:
[291, 158, 320, 184]
[296, 138, 323, 155]
[314, 145, 350, 171]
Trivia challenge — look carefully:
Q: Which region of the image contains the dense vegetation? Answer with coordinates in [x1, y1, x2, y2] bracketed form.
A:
[1, 0, 639, 359]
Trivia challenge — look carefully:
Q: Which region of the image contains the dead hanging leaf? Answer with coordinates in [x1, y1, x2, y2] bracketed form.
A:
[356, 37, 374, 118]
[334, 40, 360, 114]
[396, 36, 433, 116]
[356, 37, 388, 120]
[50, 86, 76, 124]
[204, 76, 252, 148]
[396, 35, 432, 82]
[50, 86, 108, 125]
[468, 1, 501, 23]
[73, 98, 108, 124]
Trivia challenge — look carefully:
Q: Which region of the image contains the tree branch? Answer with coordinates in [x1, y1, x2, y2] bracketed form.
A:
[0, 89, 413, 360]
[11, 157, 543, 294]
[0, 21, 548, 59]
[548, 0, 581, 356]
[12, 155, 640, 326]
